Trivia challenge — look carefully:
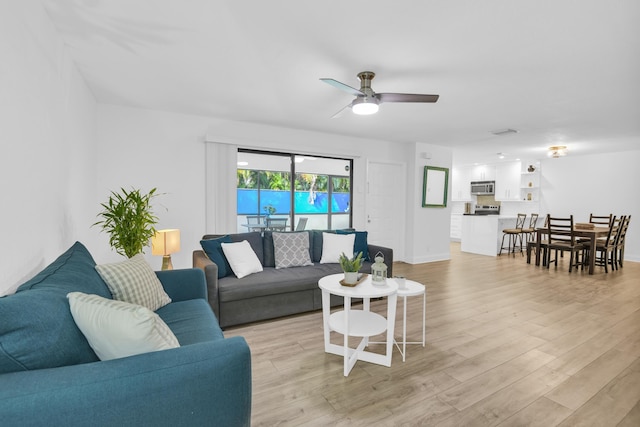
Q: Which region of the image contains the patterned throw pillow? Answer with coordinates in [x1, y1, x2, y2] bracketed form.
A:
[272, 232, 314, 269]
[67, 292, 179, 361]
[95, 254, 171, 311]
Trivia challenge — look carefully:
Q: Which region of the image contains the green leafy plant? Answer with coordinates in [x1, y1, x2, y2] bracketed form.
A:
[263, 204, 276, 215]
[93, 187, 160, 258]
[339, 252, 363, 272]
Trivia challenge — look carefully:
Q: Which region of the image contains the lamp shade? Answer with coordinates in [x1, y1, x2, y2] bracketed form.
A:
[152, 229, 181, 256]
[352, 97, 379, 115]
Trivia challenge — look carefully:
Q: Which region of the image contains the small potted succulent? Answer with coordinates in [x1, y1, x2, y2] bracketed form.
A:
[339, 251, 363, 284]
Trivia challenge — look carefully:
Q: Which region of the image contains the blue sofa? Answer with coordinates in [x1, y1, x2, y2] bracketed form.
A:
[0, 242, 251, 427]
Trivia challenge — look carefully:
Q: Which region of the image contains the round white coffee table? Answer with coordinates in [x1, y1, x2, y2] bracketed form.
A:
[318, 273, 398, 376]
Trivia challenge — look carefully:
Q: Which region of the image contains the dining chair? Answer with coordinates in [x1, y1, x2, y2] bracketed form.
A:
[615, 215, 631, 268]
[588, 213, 613, 226]
[590, 215, 620, 273]
[522, 213, 539, 243]
[546, 214, 585, 272]
[295, 217, 308, 231]
[245, 215, 265, 232]
[266, 217, 288, 231]
[500, 213, 526, 257]
[526, 214, 548, 265]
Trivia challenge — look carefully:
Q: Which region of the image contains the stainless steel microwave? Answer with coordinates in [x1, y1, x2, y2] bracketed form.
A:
[470, 180, 495, 195]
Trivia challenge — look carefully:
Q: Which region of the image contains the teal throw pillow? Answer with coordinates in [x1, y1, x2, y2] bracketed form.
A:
[200, 236, 233, 278]
[336, 230, 369, 261]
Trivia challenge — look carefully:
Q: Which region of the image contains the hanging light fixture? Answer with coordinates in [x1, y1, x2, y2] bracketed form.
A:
[548, 145, 568, 158]
[351, 97, 379, 115]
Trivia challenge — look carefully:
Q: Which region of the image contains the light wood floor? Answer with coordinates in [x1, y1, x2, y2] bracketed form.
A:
[225, 243, 640, 426]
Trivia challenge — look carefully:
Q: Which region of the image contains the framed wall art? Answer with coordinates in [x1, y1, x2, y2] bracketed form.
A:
[422, 166, 449, 208]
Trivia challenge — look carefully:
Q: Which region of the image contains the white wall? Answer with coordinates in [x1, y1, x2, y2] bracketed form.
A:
[405, 143, 454, 263]
[0, 1, 97, 295]
[539, 150, 640, 262]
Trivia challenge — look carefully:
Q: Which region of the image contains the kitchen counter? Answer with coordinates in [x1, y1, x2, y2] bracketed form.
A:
[461, 215, 519, 256]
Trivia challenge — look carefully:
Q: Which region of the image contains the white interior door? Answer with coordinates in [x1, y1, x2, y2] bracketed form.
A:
[366, 161, 405, 261]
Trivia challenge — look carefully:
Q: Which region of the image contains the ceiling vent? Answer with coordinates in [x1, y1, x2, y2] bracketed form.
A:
[491, 128, 518, 136]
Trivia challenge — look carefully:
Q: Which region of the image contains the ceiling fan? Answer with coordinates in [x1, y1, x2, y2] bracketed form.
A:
[320, 71, 439, 117]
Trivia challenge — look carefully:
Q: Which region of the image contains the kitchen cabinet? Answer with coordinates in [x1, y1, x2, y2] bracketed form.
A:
[495, 161, 521, 201]
[451, 166, 472, 201]
[470, 164, 495, 181]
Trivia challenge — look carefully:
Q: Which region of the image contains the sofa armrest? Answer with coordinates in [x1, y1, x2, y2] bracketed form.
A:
[0, 337, 251, 427]
[155, 268, 207, 302]
[192, 250, 220, 319]
[368, 244, 394, 277]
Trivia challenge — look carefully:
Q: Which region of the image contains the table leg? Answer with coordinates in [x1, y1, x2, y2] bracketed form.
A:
[343, 296, 350, 377]
[588, 234, 596, 274]
[385, 293, 397, 367]
[321, 289, 330, 352]
[422, 291, 426, 347]
[402, 295, 407, 362]
[535, 229, 542, 266]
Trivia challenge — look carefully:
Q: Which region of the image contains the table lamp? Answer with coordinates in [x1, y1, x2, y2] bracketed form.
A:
[151, 229, 180, 270]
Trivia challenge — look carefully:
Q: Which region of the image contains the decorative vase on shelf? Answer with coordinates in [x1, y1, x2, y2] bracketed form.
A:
[527, 165, 536, 173]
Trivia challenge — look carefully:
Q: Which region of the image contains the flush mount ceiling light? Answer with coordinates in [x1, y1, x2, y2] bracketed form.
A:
[351, 96, 379, 115]
[548, 145, 568, 158]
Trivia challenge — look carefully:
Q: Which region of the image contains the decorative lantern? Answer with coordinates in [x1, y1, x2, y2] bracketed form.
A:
[371, 252, 387, 285]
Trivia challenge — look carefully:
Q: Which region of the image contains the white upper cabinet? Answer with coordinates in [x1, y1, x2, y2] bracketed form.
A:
[495, 161, 521, 201]
[451, 166, 472, 201]
[470, 164, 495, 181]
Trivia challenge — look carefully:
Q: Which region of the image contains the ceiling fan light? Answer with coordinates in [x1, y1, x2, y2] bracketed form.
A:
[351, 97, 379, 115]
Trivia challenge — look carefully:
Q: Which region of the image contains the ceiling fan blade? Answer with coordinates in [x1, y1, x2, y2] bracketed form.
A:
[376, 93, 439, 103]
[320, 78, 364, 96]
[330, 101, 354, 119]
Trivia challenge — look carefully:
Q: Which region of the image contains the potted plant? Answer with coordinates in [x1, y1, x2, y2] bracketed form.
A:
[263, 204, 276, 217]
[93, 187, 161, 258]
[339, 251, 363, 284]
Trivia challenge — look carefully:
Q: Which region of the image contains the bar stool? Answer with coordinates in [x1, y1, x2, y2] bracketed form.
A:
[394, 278, 426, 362]
[500, 213, 526, 257]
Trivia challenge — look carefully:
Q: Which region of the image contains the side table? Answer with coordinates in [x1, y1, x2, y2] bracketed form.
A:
[318, 273, 398, 377]
[395, 278, 426, 362]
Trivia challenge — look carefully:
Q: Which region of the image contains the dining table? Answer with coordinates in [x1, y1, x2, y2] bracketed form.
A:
[530, 226, 610, 274]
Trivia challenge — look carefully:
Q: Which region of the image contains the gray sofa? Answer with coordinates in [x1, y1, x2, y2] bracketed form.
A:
[0, 242, 251, 427]
[192, 230, 393, 328]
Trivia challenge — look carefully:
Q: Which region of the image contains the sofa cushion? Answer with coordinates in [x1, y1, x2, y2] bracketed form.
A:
[1, 242, 110, 374]
[156, 299, 224, 345]
[273, 232, 314, 269]
[336, 230, 370, 261]
[222, 240, 263, 278]
[200, 235, 233, 278]
[16, 241, 111, 298]
[310, 229, 335, 262]
[95, 254, 172, 311]
[0, 288, 100, 374]
[229, 232, 264, 265]
[67, 292, 179, 361]
[320, 232, 355, 264]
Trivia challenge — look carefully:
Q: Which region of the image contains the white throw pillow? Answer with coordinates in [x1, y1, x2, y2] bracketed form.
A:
[320, 232, 355, 264]
[67, 292, 180, 361]
[273, 232, 314, 269]
[221, 240, 264, 278]
[95, 254, 171, 311]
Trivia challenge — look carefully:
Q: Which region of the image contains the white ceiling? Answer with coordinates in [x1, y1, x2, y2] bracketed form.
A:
[42, 0, 640, 165]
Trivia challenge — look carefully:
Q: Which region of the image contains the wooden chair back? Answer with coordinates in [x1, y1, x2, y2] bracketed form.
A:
[515, 213, 527, 230]
[547, 214, 576, 246]
[528, 213, 539, 229]
[589, 213, 612, 226]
